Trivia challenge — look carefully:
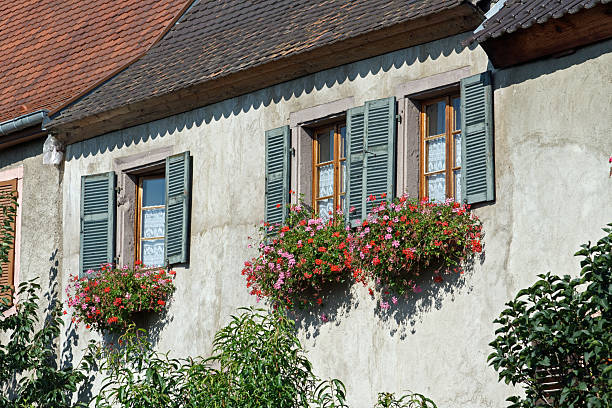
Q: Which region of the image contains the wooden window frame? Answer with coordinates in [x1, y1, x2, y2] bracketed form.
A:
[419, 94, 461, 201]
[134, 173, 165, 265]
[312, 121, 346, 216]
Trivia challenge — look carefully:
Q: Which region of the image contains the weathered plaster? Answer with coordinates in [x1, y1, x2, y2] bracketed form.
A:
[57, 33, 612, 407]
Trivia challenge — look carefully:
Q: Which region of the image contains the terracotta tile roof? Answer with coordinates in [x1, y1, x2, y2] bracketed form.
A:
[470, 0, 611, 43]
[0, 0, 190, 123]
[50, 0, 469, 127]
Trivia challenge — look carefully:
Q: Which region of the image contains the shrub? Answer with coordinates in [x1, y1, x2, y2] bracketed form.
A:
[242, 204, 353, 308]
[66, 263, 176, 334]
[374, 392, 437, 408]
[354, 194, 481, 299]
[488, 224, 612, 407]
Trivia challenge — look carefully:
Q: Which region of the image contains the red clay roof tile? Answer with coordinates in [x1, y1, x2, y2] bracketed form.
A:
[0, 0, 190, 123]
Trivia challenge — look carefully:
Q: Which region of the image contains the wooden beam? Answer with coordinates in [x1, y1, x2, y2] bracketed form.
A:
[481, 3, 612, 69]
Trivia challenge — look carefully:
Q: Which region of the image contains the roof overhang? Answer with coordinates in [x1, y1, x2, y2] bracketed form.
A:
[479, 2, 612, 68]
[49, 2, 483, 144]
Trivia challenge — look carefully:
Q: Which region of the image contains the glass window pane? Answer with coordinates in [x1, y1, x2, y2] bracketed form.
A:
[339, 194, 345, 213]
[141, 208, 165, 238]
[427, 173, 446, 203]
[340, 161, 346, 193]
[426, 101, 446, 136]
[454, 170, 462, 203]
[141, 239, 165, 267]
[452, 97, 461, 130]
[317, 130, 334, 163]
[317, 164, 334, 198]
[426, 137, 446, 173]
[317, 198, 334, 221]
[142, 177, 166, 207]
[340, 126, 346, 158]
[454, 134, 462, 167]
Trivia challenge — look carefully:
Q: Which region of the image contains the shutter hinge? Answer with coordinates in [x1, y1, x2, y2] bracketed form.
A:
[363, 148, 377, 157]
[396, 114, 402, 123]
[291, 147, 296, 156]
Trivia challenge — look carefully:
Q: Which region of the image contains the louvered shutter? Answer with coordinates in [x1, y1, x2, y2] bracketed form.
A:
[264, 126, 291, 226]
[460, 71, 494, 204]
[346, 97, 396, 225]
[346, 106, 365, 225]
[80, 172, 115, 276]
[0, 179, 17, 306]
[164, 151, 191, 265]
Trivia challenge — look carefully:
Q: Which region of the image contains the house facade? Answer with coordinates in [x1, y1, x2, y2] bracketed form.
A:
[4, 0, 612, 406]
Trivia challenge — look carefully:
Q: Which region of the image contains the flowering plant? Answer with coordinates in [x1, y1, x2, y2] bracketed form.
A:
[354, 194, 482, 302]
[66, 262, 176, 334]
[242, 204, 353, 308]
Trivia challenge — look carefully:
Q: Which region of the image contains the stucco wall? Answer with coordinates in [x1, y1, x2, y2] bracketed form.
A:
[59, 33, 612, 407]
[0, 138, 63, 345]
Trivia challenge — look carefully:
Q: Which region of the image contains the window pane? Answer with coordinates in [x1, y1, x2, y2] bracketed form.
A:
[317, 198, 334, 221]
[427, 173, 445, 203]
[141, 208, 165, 238]
[141, 239, 165, 267]
[426, 137, 445, 172]
[452, 97, 461, 130]
[339, 194, 345, 213]
[317, 164, 334, 198]
[142, 177, 166, 207]
[318, 130, 334, 163]
[340, 126, 346, 158]
[454, 134, 461, 167]
[426, 101, 446, 136]
[454, 170, 462, 203]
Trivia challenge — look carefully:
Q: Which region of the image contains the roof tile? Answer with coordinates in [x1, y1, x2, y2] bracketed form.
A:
[51, 0, 466, 127]
[0, 0, 189, 123]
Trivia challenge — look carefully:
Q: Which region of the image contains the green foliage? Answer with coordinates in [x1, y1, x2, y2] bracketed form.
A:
[95, 307, 323, 407]
[489, 224, 612, 407]
[374, 392, 437, 408]
[0, 192, 93, 407]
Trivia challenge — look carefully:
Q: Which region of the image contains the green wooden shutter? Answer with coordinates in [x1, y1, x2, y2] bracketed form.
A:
[346, 106, 365, 226]
[80, 172, 115, 276]
[346, 97, 396, 225]
[164, 151, 191, 265]
[264, 125, 291, 226]
[460, 71, 494, 204]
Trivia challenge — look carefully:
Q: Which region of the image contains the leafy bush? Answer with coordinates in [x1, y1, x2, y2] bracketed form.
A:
[374, 392, 437, 408]
[95, 307, 330, 407]
[242, 204, 353, 308]
[66, 263, 176, 334]
[488, 224, 612, 407]
[354, 194, 481, 299]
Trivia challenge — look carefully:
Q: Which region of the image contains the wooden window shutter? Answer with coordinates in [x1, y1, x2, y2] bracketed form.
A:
[460, 71, 494, 204]
[80, 172, 115, 276]
[0, 179, 17, 307]
[264, 125, 291, 226]
[346, 97, 396, 225]
[346, 106, 365, 226]
[164, 151, 191, 265]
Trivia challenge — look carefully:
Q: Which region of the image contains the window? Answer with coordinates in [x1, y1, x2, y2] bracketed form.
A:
[80, 151, 191, 275]
[136, 175, 166, 267]
[312, 122, 346, 219]
[420, 95, 462, 203]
